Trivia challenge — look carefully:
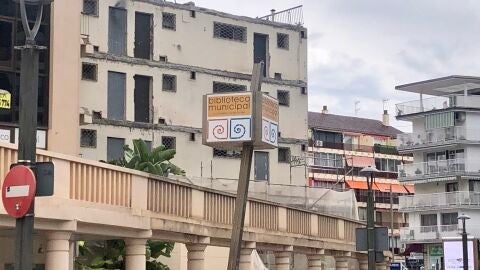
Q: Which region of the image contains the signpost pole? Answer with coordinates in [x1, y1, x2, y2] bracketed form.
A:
[227, 62, 264, 270]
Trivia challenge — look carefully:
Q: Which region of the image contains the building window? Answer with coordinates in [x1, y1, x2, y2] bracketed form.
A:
[278, 147, 290, 163]
[277, 90, 290, 106]
[134, 12, 153, 60]
[213, 22, 247, 42]
[277, 33, 289, 49]
[108, 7, 127, 56]
[81, 63, 97, 81]
[300, 30, 307, 39]
[83, 0, 98, 16]
[441, 212, 458, 226]
[190, 10, 196, 18]
[420, 214, 437, 228]
[162, 136, 176, 150]
[189, 133, 195, 141]
[358, 207, 367, 221]
[254, 151, 269, 181]
[107, 137, 125, 162]
[80, 129, 97, 148]
[190, 71, 196, 80]
[107, 71, 126, 120]
[274, 73, 282, 80]
[134, 75, 151, 123]
[469, 180, 480, 192]
[301, 87, 307, 95]
[162, 74, 177, 92]
[212, 81, 246, 93]
[213, 148, 242, 158]
[445, 182, 459, 192]
[314, 152, 343, 168]
[162, 12, 176, 30]
[375, 158, 401, 173]
[159, 55, 168, 62]
[375, 211, 383, 223]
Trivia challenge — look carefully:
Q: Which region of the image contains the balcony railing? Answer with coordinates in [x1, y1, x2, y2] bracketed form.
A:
[397, 126, 472, 150]
[399, 191, 480, 211]
[258, 5, 304, 26]
[396, 95, 480, 117]
[400, 225, 459, 242]
[398, 158, 465, 180]
[374, 144, 399, 155]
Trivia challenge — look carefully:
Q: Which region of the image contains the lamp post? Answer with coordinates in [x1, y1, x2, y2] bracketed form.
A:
[360, 166, 379, 270]
[458, 213, 471, 270]
[12, 0, 52, 270]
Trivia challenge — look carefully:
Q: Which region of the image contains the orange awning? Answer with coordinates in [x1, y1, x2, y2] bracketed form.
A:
[346, 181, 372, 190]
[375, 183, 409, 194]
[345, 156, 375, 167]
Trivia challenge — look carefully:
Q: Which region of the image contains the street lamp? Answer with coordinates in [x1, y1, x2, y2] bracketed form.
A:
[360, 166, 379, 270]
[12, 1, 52, 270]
[458, 213, 471, 270]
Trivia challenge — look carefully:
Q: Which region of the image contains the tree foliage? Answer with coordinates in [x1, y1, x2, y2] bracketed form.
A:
[75, 139, 183, 270]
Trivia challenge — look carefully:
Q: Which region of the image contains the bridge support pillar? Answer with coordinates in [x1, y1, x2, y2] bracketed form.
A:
[274, 251, 292, 270]
[239, 248, 254, 270]
[45, 232, 72, 270]
[376, 262, 388, 270]
[186, 243, 207, 270]
[307, 254, 324, 270]
[125, 238, 147, 270]
[334, 256, 350, 270]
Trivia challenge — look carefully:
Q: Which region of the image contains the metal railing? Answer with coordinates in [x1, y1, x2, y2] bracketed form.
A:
[397, 126, 480, 150]
[396, 95, 480, 116]
[258, 5, 304, 26]
[398, 158, 465, 179]
[399, 191, 480, 211]
[400, 224, 459, 242]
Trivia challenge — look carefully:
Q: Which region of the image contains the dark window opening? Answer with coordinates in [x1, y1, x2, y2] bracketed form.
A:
[108, 7, 127, 56]
[301, 87, 307, 95]
[277, 90, 290, 106]
[162, 74, 177, 92]
[80, 129, 97, 148]
[213, 148, 242, 158]
[134, 12, 153, 60]
[81, 62, 97, 81]
[212, 81, 246, 93]
[301, 144, 306, 151]
[277, 33, 289, 49]
[254, 151, 269, 181]
[190, 10, 196, 18]
[190, 71, 196, 80]
[83, 0, 98, 16]
[0, 21, 13, 66]
[278, 147, 290, 163]
[300, 30, 307, 39]
[446, 182, 459, 192]
[159, 55, 168, 62]
[162, 12, 176, 30]
[441, 212, 458, 225]
[107, 71, 126, 120]
[162, 136, 176, 150]
[107, 137, 125, 162]
[158, 117, 166, 124]
[213, 22, 247, 42]
[0, 1, 15, 17]
[274, 73, 282, 80]
[93, 45, 99, 52]
[134, 75, 151, 123]
[189, 133, 195, 141]
[420, 214, 437, 227]
[253, 33, 268, 77]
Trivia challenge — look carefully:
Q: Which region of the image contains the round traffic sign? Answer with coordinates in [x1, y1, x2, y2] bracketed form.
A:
[1, 165, 36, 218]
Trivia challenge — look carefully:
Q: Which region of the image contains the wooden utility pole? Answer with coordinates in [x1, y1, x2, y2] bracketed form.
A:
[227, 62, 264, 270]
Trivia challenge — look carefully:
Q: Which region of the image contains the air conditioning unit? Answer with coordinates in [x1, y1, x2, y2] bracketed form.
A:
[314, 140, 323, 147]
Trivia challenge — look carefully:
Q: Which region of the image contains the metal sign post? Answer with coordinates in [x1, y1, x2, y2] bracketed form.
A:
[202, 62, 279, 269]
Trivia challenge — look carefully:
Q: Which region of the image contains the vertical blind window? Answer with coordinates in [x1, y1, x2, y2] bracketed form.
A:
[425, 112, 454, 130]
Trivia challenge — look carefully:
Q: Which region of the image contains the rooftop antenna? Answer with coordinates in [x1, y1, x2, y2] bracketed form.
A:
[383, 99, 389, 111]
[354, 101, 360, 115]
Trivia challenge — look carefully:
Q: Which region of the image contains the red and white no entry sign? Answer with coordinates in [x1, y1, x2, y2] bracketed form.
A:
[1, 165, 36, 218]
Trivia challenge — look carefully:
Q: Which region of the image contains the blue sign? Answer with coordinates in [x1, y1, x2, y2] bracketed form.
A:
[390, 262, 400, 270]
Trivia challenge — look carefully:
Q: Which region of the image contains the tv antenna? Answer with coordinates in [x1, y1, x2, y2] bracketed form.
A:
[354, 101, 360, 115]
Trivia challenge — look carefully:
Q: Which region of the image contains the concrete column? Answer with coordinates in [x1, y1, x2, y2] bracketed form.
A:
[125, 238, 147, 270]
[239, 248, 253, 270]
[376, 262, 388, 270]
[186, 243, 207, 270]
[307, 254, 324, 270]
[335, 256, 350, 270]
[45, 232, 72, 270]
[274, 251, 292, 270]
[358, 257, 368, 270]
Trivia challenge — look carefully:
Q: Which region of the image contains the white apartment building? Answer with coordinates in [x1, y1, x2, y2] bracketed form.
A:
[395, 76, 480, 270]
[78, 0, 308, 186]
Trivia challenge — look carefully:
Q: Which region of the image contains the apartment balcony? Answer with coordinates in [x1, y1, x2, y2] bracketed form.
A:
[400, 225, 459, 243]
[397, 158, 475, 182]
[399, 191, 480, 212]
[373, 144, 399, 155]
[396, 95, 480, 118]
[397, 126, 480, 151]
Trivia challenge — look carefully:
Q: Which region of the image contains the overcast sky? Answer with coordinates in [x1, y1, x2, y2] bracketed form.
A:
[192, 0, 480, 131]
